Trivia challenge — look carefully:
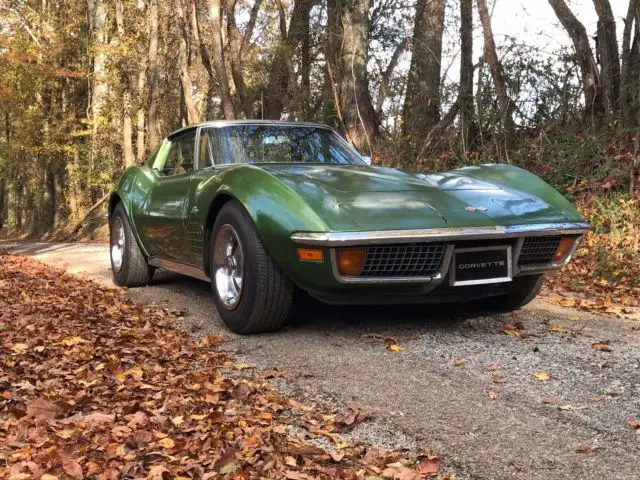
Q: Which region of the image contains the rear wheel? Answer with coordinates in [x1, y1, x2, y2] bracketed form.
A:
[210, 201, 294, 334]
[110, 203, 155, 287]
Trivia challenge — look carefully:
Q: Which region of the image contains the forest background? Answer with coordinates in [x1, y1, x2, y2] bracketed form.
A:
[1, 0, 639, 300]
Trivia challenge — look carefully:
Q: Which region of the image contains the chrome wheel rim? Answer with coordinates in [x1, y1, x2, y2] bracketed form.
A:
[111, 217, 125, 273]
[213, 224, 244, 310]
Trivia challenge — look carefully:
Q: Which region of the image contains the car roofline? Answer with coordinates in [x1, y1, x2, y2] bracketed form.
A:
[167, 120, 335, 139]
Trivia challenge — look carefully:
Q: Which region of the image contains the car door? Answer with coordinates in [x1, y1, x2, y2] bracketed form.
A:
[182, 127, 224, 266]
[140, 129, 196, 262]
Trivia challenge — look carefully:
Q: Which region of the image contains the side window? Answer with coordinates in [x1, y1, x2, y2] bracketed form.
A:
[163, 131, 196, 176]
[198, 129, 213, 168]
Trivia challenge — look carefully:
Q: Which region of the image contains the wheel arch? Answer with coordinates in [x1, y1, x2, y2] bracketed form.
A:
[108, 190, 151, 259]
[198, 166, 329, 277]
[108, 192, 122, 221]
[202, 193, 237, 276]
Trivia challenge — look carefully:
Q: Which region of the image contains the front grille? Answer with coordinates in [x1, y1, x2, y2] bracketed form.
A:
[518, 236, 561, 266]
[360, 243, 446, 277]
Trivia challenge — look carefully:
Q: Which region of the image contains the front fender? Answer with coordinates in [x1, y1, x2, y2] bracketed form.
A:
[110, 166, 155, 258]
[190, 165, 334, 286]
[455, 164, 583, 222]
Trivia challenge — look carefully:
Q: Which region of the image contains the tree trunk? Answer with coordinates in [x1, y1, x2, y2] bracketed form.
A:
[375, 38, 407, 118]
[292, 0, 316, 118]
[0, 178, 5, 230]
[621, 0, 639, 127]
[176, 0, 200, 124]
[136, 66, 147, 162]
[207, 0, 237, 119]
[116, 0, 136, 168]
[263, 0, 295, 119]
[477, 0, 515, 149]
[44, 162, 56, 230]
[326, 0, 379, 153]
[459, 0, 479, 153]
[189, 0, 218, 119]
[147, 0, 161, 149]
[548, 0, 605, 124]
[191, 0, 216, 83]
[402, 0, 446, 137]
[226, 0, 261, 118]
[593, 0, 621, 116]
[87, 0, 109, 136]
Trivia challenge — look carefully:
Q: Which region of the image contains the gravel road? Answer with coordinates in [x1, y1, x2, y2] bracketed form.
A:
[3, 240, 639, 480]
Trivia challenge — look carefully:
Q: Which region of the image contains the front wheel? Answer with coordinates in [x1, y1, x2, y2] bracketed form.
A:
[210, 201, 294, 334]
[494, 274, 545, 312]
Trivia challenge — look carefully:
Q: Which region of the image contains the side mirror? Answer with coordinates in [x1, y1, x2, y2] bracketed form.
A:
[362, 156, 372, 166]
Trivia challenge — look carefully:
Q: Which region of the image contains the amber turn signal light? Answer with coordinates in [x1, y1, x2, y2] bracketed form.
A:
[552, 236, 577, 262]
[297, 248, 324, 262]
[336, 248, 368, 276]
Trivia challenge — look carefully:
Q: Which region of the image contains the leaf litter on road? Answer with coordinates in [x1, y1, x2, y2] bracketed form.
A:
[0, 254, 445, 479]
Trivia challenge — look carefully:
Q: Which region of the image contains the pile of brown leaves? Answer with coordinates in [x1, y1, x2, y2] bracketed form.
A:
[542, 232, 640, 320]
[0, 254, 444, 480]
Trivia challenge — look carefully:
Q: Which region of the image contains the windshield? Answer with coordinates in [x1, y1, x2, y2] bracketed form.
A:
[215, 125, 366, 165]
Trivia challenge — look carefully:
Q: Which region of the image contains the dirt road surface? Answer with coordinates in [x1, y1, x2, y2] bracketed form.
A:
[3, 240, 639, 480]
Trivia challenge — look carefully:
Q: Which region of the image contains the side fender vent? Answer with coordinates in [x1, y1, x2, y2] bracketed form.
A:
[187, 223, 205, 256]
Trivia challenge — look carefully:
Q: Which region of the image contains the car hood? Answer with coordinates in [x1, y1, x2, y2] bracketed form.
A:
[259, 164, 574, 231]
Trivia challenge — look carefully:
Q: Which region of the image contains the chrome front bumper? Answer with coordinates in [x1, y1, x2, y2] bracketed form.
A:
[291, 222, 592, 247]
[291, 222, 591, 286]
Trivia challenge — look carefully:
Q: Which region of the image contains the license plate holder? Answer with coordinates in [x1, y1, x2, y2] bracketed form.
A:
[451, 246, 512, 286]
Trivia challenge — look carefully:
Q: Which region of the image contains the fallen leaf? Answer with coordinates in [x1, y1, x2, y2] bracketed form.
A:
[133, 430, 153, 445]
[55, 429, 75, 439]
[12, 343, 28, 353]
[157, 437, 175, 449]
[501, 322, 526, 337]
[84, 411, 115, 424]
[125, 365, 144, 379]
[575, 447, 602, 454]
[329, 451, 345, 462]
[534, 372, 550, 381]
[171, 415, 184, 426]
[58, 336, 88, 347]
[629, 419, 640, 433]
[488, 391, 497, 399]
[382, 464, 421, 480]
[547, 325, 573, 334]
[589, 396, 602, 402]
[591, 341, 612, 352]
[558, 404, 584, 411]
[454, 359, 466, 366]
[388, 344, 404, 352]
[62, 457, 83, 480]
[219, 463, 238, 474]
[233, 363, 254, 371]
[146, 465, 168, 480]
[26, 398, 62, 420]
[418, 456, 441, 475]
[232, 382, 252, 401]
[284, 471, 314, 480]
[542, 397, 557, 405]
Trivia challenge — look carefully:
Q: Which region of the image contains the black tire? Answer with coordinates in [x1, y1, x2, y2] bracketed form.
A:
[210, 201, 294, 334]
[494, 274, 545, 312]
[109, 203, 155, 287]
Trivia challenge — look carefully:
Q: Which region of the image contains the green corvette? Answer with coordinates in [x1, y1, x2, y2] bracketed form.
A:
[109, 120, 590, 333]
